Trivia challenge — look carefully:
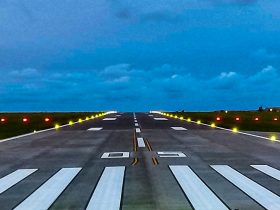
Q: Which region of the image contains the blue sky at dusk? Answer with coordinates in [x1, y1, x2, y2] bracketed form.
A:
[1, 0, 280, 111]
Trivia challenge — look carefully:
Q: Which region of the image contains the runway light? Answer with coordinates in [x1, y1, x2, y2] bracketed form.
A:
[55, 124, 60, 129]
[197, 120, 201, 124]
[270, 135, 277, 141]
[78, 118, 83, 123]
[22, 117, 29, 123]
[69, 121, 74, 125]
[187, 118, 191, 122]
[216, 117, 221, 121]
[235, 117, 240, 121]
[232, 127, 238, 133]
[211, 123, 216, 128]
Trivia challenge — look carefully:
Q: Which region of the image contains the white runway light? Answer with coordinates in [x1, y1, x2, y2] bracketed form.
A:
[14, 168, 81, 210]
[86, 166, 125, 210]
[171, 127, 187, 131]
[103, 118, 117, 121]
[212, 165, 280, 210]
[87, 128, 103, 131]
[154, 118, 168, 121]
[170, 165, 228, 210]
[0, 169, 37, 194]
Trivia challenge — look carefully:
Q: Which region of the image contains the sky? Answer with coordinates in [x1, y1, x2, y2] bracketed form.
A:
[0, 0, 280, 112]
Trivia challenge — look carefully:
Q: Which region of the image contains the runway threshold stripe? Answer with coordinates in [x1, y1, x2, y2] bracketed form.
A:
[251, 165, 280, 181]
[137, 138, 145, 147]
[211, 165, 280, 210]
[0, 169, 37, 194]
[86, 166, 125, 210]
[14, 168, 81, 210]
[170, 165, 228, 210]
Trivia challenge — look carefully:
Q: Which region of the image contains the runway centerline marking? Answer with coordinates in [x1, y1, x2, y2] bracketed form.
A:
[251, 165, 280, 181]
[103, 118, 117, 121]
[87, 127, 103, 131]
[154, 118, 168, 121]
[137, 137, 145, 147]
[171, 127, 187, 131]
[0, 169, 37, 194]
[101, 152, 130, 159]
[170, 165, 228, 210]
[14, 168, 81, 210]
[86, 166, 125, 210]
[158, 152, 187, 158]
[212, 165, 280, 210]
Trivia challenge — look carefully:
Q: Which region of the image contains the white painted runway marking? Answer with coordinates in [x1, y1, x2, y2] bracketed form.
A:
[154, 118, 168, 121]
[86, 166, 125, 210]
[171, 127, 187, 131]
[101, 152, 129, 159]
[14, 168, 81, 210]
[0, 169, 37, 194]
[212, 165, 280, 210]
[137, 138, 145, 147]
[170, 165, 228, 210]
[103, 118, 117, 121]
[251, 165, 280, 181]
[136, 128, 141, 133]
[87, 127, 103, 131]
[158, 152, 187, 158]
[135, 123, 139, 126]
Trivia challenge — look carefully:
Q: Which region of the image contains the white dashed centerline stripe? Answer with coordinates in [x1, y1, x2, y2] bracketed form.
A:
[14, 168, 81, 210]
[136, 128, 141, 133]
[154, 118, 168, 121]
[87, 128, 103, 131]
[86, 166, 125, 210]
[171, 127, 187, 131]
[103, 118, 117, 121]
[0, 169, 37, 194]
[211, 165, 280, 210]
[170, 165, 228, 210]
[137, 138, 145, 147]
[251, 165, 280, 181]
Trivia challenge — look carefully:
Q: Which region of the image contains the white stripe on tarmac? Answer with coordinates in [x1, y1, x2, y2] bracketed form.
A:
[136, 128, 141, 133]
[103, 118, 117, 121]
[137, 138, 145, 147]
[0, 169, 37, 194]
[170, 165, 228, 210]
[251, 165, 280, 181]
[171, 127, 187, 131]
[212, 165, 280, 210]
[86, 166, 125, 210]
[87, 127, 103, 131]
[14, 168, 81, 210]
[154, 118, 168, 121]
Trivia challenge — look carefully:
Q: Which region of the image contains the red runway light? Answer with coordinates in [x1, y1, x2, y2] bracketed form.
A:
[216, 117, 221, 121]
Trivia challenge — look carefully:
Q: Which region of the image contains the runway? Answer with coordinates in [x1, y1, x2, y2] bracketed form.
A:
[1, 112, 280, 210]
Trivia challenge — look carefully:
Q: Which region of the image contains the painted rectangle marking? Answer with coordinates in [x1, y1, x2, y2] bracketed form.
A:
[0, 169, 37, 194]
[86, 166, 125, 210]
[251, 165, 280, 181]
[137, 138, 145, 147]
[14, 168, 81, 210]
[212, 165, 280, 210]
[87, 127, 103, 131]
[170, 165, 228, 210]
[171, 127, 187, 131]
[103, 118, 117, 121]
[154, 118, 168, 121]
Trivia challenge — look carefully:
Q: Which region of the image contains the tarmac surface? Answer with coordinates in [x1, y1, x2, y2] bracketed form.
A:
[1, 112, 280, 210]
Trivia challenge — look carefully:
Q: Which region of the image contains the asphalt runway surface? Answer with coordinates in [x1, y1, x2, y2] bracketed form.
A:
[1, 112, 280, 210]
